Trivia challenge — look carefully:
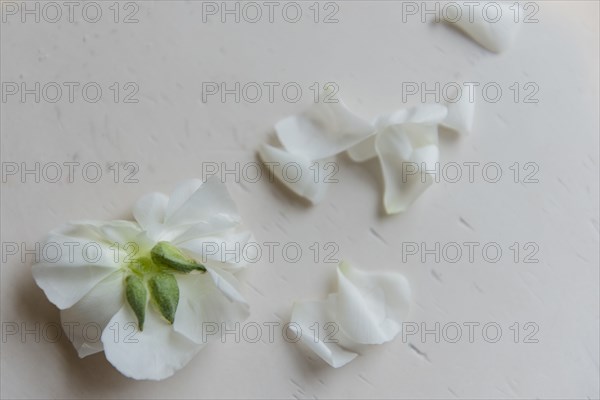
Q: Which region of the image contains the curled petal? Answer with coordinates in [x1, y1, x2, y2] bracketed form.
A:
[290, 262, 411, 367]
[258, 144, 328, 204]
[276, 95, 374, 160]
[346, 135, 377, 163]
[347, 104, 447, 162]
[60, 270, 125, 357]
[334, 261, 411, 344]
[443, 2, 521, 53]
[441, 94, 475, 135]
[375, 123, 439, 214]
[101, 304, 202, 381]
[32, 221, 141, 309]
[290, 300, 358, 368]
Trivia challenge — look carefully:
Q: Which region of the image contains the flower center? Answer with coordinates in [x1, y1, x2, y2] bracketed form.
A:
[124, 242, 206, 331]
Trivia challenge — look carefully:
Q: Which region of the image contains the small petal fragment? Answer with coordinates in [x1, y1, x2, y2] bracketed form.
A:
[149, 273, 180, 324]
[443, 1, 521, 53]
[258, 143, 328, 204]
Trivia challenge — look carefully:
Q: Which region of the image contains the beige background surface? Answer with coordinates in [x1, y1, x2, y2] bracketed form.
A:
[1, 1, 599, 398]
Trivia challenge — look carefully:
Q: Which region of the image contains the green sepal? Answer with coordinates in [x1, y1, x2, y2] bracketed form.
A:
[150, 241, 206, 273]
[148, 273, 180, 324]
[125, 274, 147, 331]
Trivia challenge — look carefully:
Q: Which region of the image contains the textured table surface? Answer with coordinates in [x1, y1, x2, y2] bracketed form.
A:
[1, 1, 599, 398]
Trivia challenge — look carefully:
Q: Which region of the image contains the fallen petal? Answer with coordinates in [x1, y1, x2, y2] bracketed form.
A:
[276, 95, 374, 160]
[290, 262, 411, 367]
[347, 104, 447, 162]
[290, 300, 358, 368]
[375, 123, 440, 214]
[258, 144, 328, 204]
[443, 1, 521, 53]
[441, 93, 475, 135]
[334, 261, 411, 344]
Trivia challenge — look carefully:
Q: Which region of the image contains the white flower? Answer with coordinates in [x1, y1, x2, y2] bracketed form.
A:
[290, 261, 411, 368]
[442, 1, 522, 53]
[260, 92, 474, 213]
[32, 178, 253, 380]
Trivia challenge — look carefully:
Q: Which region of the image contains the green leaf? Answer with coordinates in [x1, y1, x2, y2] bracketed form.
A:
[150, 241, 206, 273]
[125, 275, 147, 331]
[148, 273, 179, 324]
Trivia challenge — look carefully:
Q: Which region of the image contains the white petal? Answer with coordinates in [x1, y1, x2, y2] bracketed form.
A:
[176, 228, 255, 273]
[205, 266, 248, 304]
[159, 178, 241, 242]
[132, 192, 169, 236]
[32, 221, 140, 309]
[165, 179, 203, 220]
[346, 135, 377, 163]
[375, 123, 440, 214]
[347, 104, 447, 162]
[173, 268, 249, 344]
[290, 300, 358, 368]
[441, 94, 475, 135]
[443, 2, 521, 53]
[258, 144, 328, 204]
[102, 304, 202, 381]
[275, 95, 374, 160]
[60, 270, 125, 357]
[334, 261, 411, 344]
[289, 262, 411, 367]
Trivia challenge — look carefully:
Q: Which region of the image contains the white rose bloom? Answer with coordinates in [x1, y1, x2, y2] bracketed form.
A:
[32, 178, 253, 380]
